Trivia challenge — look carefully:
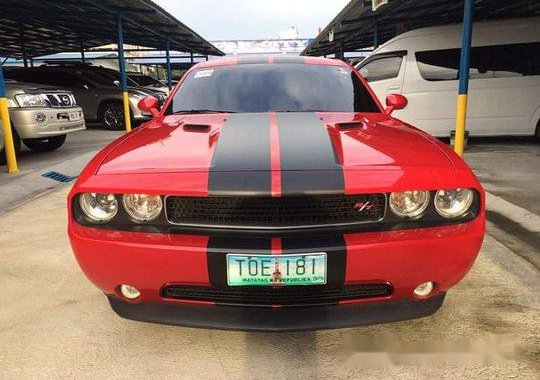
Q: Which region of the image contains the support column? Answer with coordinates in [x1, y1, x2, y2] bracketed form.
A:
[453, 0, 474, 157]
[335, 43, 344, 60]
[165, 39, 172, 90]
[190, 51, 194, 64]
[80, 41, 86, 63]
[117, 16, 132, 133]
[0, 66, 19, 173]
[19, 25, 28, 68]
[373, 23, 380, 49]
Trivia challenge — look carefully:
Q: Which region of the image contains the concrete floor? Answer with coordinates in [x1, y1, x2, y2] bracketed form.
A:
[0, 126, 122, 213]
[465, 137, 540, 215]
[2, 125, 122, 182]
[0, 186, 538, 380]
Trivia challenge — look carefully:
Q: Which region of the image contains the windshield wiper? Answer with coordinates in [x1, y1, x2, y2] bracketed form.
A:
[172, 109, 237, 114]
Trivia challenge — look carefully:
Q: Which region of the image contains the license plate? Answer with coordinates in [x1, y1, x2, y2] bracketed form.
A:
[226, 253, 327, 286]
[68, 112, 81, 121]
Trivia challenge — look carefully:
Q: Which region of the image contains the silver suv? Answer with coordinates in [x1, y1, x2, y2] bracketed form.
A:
[6, 65, 163, 130]
[0, 80, 85, 164]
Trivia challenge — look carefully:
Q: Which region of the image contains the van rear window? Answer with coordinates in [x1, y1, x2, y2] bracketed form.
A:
[416, 42, 540, 81]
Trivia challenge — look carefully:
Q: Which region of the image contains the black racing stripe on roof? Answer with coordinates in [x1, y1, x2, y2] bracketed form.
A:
[236, 55, 306, 65]
[237, 56, 268, 64]
[208, 113, 271, 196]
[272, 56, 305, 64]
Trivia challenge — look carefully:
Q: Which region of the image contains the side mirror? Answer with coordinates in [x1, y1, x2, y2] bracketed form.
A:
[384, 94, 408, 115]
[138, 96, 160, 118]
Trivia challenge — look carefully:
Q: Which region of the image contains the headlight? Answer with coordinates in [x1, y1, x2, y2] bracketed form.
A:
[14, 93, 47, 107]
[79, 193, 118, 223]
[434, 189, 474, 218]
[122, 194, 163, 222]
[389, 190, 430, 218]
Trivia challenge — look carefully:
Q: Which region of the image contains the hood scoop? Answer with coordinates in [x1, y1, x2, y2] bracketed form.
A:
[183, 123, 211, 133]
[334, 121, 367, 130]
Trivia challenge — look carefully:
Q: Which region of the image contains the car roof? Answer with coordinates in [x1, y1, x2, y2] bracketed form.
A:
[193, 55, 349, 70]
[372, 16, 540, 54]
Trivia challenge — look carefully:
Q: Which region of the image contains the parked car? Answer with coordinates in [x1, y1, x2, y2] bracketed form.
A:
[0, 79, 85, 164]
[355, 17, 540, 139]
[159, 78, 179, 87]
[128, 72, 170, 94]
[74, 65, 169, 99]
[68, 56, 485, 331]
[5, 65, 160, 130]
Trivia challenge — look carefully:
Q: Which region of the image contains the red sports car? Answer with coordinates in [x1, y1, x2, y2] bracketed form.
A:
[68, 56, 485, 331]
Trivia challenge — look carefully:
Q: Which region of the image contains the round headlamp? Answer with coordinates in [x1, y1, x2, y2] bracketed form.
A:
[79, 193, 118, 223]
[122, 194, 163, 222]
[389, 190, 430, 218]
[434, 189, 474, 218]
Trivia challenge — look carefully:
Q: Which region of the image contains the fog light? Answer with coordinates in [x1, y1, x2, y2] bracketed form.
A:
[413, 281, 434, 297]
[120, 284, 141, 300]
[35, 113, 47, 124]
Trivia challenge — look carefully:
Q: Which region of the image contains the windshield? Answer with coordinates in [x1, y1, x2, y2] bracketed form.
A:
[81, 69, 139, 87]
[167, 63, 380, 114]
[130, 75, 161, 86]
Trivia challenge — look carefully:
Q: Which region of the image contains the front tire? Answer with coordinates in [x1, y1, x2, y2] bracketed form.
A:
[99, 101, 125, 130]
[0, 128, 21, 166]
[22, 134, 67, 152]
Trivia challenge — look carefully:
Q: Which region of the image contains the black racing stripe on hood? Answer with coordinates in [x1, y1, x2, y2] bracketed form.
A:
[207, 236, 271, 287]
[281, 235, 346, 287]
[209, 113, 271, 195]
[276, 113, 345, 194]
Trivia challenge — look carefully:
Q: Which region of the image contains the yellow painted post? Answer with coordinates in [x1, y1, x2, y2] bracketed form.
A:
[122, 92, 132, 132]
[0, 66, 19, 173]
[453, 0, 474, 157]
[454, 94, 468, 156]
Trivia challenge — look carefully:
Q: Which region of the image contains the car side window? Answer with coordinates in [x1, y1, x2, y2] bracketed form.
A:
[416, 42, 540, 81]
[358, 56, 404, 82]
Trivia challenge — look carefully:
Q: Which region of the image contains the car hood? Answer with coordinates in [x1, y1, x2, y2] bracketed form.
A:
[97, 112, 454, 176]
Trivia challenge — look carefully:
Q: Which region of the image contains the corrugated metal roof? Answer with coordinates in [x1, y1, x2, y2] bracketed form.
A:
[0, 0, 224, 59]
[302, 0, 540, 56]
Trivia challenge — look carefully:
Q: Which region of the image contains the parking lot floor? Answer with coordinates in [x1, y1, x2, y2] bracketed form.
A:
[0, 186, 538, 380]
[0, 127, 122, 214]
[465, 138, 540, 215]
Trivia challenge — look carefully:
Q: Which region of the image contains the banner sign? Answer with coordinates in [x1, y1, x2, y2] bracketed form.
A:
[211, 39, 313, 56]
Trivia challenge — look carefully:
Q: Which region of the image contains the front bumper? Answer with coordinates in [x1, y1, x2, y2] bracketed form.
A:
[10, 107, 85, 139]
[108, 292, 446, 332]
[69, 214, 484, 330]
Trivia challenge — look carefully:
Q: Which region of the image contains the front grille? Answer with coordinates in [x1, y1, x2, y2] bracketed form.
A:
[161, 284, 392, 306]
[165, 194, 386, 229]
[45, 93, 75, 108]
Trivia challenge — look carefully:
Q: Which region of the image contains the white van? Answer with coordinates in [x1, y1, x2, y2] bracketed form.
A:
[355, 17, 540, 139]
